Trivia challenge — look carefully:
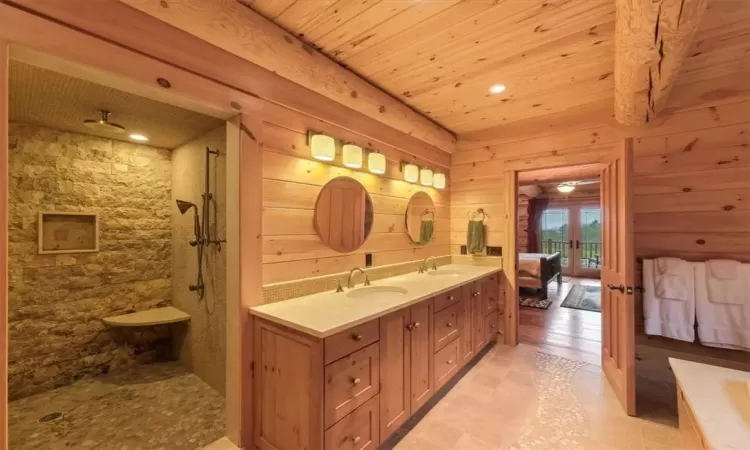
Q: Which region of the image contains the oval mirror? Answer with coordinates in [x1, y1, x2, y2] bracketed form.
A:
[406, 191, 436, 245]
[314, 177, 374, 253]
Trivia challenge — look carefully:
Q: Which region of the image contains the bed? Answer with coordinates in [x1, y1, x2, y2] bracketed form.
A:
[518, 252, 562, 299]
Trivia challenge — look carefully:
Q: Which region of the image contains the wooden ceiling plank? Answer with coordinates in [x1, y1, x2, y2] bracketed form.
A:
[249, 0, 298, 20]
[663, 70, 750, 114]
[119, 0, 456, 152]
[371, 1, 613, 90]
[519, 164, 605, 185]
[405, 22, 615, 104]
[313, 0, 413, 54]
[298, 0, 386, 45]
[344, 0, 501, 71]
[271, 0, 335, 33]
[363, 0, 599, 82]
[613, 0, 709, 125]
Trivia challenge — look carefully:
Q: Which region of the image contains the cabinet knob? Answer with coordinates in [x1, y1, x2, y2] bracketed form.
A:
[351, 333, 363, 341]
[350, 377, 361, 386]
[446, 322, 453, 327]
[448, 295, 454, 301]
[472, 292, 478, 297]
[406, 323, 414, 331]
[447, 360, 454, 365]
[351, 436, 361, 445]
[413, 322, 421, 328]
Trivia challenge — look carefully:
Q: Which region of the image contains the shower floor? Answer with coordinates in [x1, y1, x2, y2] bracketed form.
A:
[9, 362, 225, 449]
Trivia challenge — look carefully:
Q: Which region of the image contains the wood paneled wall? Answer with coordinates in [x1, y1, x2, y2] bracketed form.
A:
[260, 102, 450, 285]
[633, 99, 750, 262]
[451, 124, 617, 256]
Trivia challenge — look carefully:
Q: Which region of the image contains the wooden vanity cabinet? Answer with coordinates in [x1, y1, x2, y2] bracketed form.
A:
[379, 299, 434, 441]
[251, 272, 500, 450]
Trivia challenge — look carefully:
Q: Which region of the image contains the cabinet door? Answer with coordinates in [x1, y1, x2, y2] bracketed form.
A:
[457, 285, 473, 366]
[409, 300, 433, 412]
[471, 282, 486, 352]
[379, 308, 411, 441]
[482, 274, 501, 316]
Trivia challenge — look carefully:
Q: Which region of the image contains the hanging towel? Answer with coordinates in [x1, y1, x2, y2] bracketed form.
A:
[696, 262, 750, 351]
[419, 220, 434, 244]
[643, 259, 696, 342]
[706, 260, 744, 305]
[466, 220, 485, 254]
[654, 257, 687, 301]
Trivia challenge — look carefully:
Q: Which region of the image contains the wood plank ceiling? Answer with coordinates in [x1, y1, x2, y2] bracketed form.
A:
[245, 0, 750, 137]
[245, 0, 616, 135]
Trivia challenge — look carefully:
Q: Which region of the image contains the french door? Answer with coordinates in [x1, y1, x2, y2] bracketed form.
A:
[540, 204, 602, 278]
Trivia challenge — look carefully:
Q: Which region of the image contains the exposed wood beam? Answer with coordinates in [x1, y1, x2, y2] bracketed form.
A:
[117, 0, 456, 153]
[614, 0, 708, 125]
[4, 0, 451, 166]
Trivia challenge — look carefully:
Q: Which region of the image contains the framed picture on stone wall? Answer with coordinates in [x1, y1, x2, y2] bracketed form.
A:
[38, 211, 99, 254]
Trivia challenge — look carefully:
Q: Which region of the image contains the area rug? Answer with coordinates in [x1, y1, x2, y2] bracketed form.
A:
[561, 285, 601, 312]
[519, 292, 552, 310]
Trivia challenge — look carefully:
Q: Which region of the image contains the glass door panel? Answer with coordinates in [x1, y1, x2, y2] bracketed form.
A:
[576, 206, 602, 276]
[540, 208, 570, 273]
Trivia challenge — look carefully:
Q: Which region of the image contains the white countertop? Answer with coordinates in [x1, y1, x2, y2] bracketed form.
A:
[251, 264, 501, 338]
[669, 358, 750, 450]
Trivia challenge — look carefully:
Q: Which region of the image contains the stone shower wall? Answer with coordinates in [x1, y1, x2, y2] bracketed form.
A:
[8, 123, 173, 399]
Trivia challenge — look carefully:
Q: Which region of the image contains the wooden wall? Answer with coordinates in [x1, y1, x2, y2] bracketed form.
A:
[451, 124, 617, 257]
[260, 102, 450, 285]
[517, 195, 529, 252]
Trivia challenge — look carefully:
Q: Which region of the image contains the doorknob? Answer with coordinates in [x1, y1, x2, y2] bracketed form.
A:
[607, 284, 625, 293]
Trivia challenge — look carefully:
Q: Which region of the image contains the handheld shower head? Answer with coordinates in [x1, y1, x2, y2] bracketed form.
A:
[176, 199, 197, 215]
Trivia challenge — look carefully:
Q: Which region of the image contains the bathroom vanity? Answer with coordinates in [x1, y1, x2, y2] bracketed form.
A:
[250, 264, 504, 450]
[670, 358, 750, 450]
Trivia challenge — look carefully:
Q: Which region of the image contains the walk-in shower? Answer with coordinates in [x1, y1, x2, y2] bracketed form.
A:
[176, 146, 225, 300]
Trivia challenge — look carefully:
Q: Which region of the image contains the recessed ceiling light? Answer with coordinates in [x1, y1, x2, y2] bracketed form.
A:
[129, 133, 149, 142]
[489, 84, 506, 94]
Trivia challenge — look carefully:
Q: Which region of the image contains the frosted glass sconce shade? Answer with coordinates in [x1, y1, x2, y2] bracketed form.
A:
[368, 152, 386, 174]
[403, 163, 419, 183]
[310, 132, 336, 161]
[342, 143, 363, 168]
[433, 173, 446, 189]
[420, 168, 433, 186]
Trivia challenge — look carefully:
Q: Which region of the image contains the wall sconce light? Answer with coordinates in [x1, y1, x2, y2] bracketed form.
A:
[308, 131, 336, 161]
[403, 163, 419, 183]
[420, 168, 433, 186]
[368, 151, 386, 174]
[342, 143, 363, 169]
[433, 172, 446, 190]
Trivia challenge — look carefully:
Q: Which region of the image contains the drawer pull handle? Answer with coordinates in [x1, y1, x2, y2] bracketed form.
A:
[351, 333, 363, 341]
[446, 322, 453, 327]
[447, 360, 454, 365]
[413, 322, 421, 329]
[350, 377, 361, 385]
[351, 436, 361, 445]
[448, 295, 455, 301]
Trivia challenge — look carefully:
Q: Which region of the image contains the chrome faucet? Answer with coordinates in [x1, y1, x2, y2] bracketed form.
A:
[347, 267, 371, 288]
[419, 256, 438, 274]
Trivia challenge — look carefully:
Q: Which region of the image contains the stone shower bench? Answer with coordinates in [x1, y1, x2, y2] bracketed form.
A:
[102, 306, 190, 327]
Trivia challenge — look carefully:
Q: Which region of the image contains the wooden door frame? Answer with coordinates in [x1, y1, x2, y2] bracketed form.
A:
[501, 144, 628, 349]
[0, 7, 265, 448]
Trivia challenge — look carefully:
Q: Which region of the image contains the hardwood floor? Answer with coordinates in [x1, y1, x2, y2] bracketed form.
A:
[519, 277, 602, 364]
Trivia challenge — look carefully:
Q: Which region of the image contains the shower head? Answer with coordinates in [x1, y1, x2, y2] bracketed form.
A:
[176, 199, 197, 215]
[83, 110, 126, 133]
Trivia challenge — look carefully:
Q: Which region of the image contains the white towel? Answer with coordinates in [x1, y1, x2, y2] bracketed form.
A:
[643, 259, 695, 342]
[706, 260, 744, 305]
[695, 262, 750, 351]
[654, 257, 687, 301]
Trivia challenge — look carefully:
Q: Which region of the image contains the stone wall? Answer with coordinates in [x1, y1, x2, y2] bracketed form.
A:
[171, 126, 226, 394]
[8, 123, 173, 399]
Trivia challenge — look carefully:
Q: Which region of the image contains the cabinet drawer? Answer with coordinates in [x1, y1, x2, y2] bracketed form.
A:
[325, 342, 380, 428]
[434, 288, 461, 312]
[325, 319, 379, 365]
[434, 337, 460, 390]
[325, 396, 380, 450]
[434, 303, 460, 351]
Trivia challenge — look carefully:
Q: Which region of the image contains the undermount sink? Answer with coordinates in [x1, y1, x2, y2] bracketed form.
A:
[427, 269, 465, 277]
[346, 285, 408, 299]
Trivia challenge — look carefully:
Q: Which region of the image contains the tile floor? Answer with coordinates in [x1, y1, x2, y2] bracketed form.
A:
[9, 362, 225, 449]
[392, 343, 683, 450]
